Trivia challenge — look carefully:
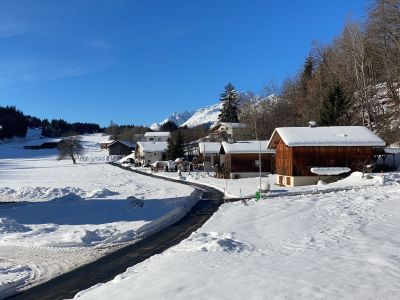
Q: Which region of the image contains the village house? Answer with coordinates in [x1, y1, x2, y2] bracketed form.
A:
[144, 132, 171, 142]
[267, 125, 386, 186]
[99, 140, 115, 150]
[209, 122, 247, 141]
[135, 141, 168, 166]
[107, 140, 135, 156]
[220, 140, 275, 179]
[198, 142, 221, 171]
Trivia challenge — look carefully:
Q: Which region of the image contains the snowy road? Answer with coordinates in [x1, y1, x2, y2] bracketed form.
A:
[8, 166, 224, 300]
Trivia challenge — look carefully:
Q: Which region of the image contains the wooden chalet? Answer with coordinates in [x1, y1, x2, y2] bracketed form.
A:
[107, 140, 134, 156]
[220, 140, 275, 179]
[198, 142, 221, 171]
[267, 126, 386, 186]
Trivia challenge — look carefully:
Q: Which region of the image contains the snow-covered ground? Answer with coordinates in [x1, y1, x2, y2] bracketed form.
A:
[134, 168, 395, 198]
[0, 130, 195, 298]
[74, 176, 400, 300]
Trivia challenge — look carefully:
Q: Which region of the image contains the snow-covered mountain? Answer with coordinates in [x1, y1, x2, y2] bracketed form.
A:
[180, 103, 222, 128]
[150, 103, 222, 130]
[150, 111, 194, 131]
[150, 93, 277, 130]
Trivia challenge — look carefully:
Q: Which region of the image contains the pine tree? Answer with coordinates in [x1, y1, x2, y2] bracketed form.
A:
[319, 84, 347, 126]
[218, 83, 240, 123]
[160, 120, 178, 132]
[166, 131, 185, 160]
[166, 137, 175, 160]
[174, 131, 185, 158]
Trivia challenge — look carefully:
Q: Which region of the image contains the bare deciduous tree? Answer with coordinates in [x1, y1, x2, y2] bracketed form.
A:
[57, 135, 83, 164]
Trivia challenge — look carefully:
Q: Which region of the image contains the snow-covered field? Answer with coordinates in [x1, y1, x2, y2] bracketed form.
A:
[75, 177, 400, 300]
[0, 130, 195, 298]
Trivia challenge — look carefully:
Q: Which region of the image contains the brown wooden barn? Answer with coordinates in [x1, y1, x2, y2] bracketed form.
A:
[267, 126, 386, 186]
[220, 140, 275, 179]
[107, 140, 134, 156]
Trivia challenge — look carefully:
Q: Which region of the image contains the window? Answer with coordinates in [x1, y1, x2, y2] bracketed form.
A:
[157, 137, 161, 141]
[149, 137, 154, 141]
[154, 153, 157, 156]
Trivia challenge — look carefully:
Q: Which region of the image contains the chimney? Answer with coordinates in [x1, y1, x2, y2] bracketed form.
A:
[308, 121, 317, 128]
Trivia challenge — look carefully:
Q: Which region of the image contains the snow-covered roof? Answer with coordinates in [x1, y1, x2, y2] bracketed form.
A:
[198, 142, 221, 154]
[108, 140, 135, 148]
[137, 142, 168, 152]
[310, 167, 351, 175]
[100, 140, 115, 144]
[384, 147, 400, 154]
[221, 141, 275, 154]
[144, 132, 171, 137]
[267, 126, 386, 148]
[210, 122, 247, 131]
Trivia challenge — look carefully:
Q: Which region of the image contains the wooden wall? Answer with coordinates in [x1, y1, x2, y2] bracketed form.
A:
[108, 142, 132, 156]
[275, 139, 293, 176]
[225, 153, 274, 173]
[197, 153, 220, 164]
[274, 137, 375, 176]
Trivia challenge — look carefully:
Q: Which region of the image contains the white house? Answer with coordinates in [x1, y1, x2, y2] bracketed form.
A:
[135, 141, 168, 166]
[198, 142, 221, 171]
[144, 132, 171, 142]
[209, 122, 247, 140]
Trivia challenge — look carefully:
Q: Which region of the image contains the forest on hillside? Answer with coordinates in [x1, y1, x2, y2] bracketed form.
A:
[239, 0, 400, 144]
[0, 106, 102, 139]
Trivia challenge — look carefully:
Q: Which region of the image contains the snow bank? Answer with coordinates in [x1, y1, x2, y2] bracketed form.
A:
[0, 218, 31, 234]
[0, 189, 200, 248]
[0, 263, 34, 299]
[175, 232, 253, 253]
[0, 186, 121, 202]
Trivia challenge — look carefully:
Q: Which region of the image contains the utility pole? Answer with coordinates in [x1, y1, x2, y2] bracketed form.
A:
[203, 141, 206, 176]
[253, 110, 261, 199]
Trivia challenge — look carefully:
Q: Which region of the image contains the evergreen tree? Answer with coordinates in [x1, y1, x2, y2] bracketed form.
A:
[160, 120, 178, 132]
[319, 84, 347, 126]
[174, 131, 185, 158]
[166, 131, 185, 160]
[218, 83, 240, 123]
[0, 106, 28, 139]
[166, 137, 175, 160]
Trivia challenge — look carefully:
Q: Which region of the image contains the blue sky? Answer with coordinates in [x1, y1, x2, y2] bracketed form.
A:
[0, 0, 366, 127]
